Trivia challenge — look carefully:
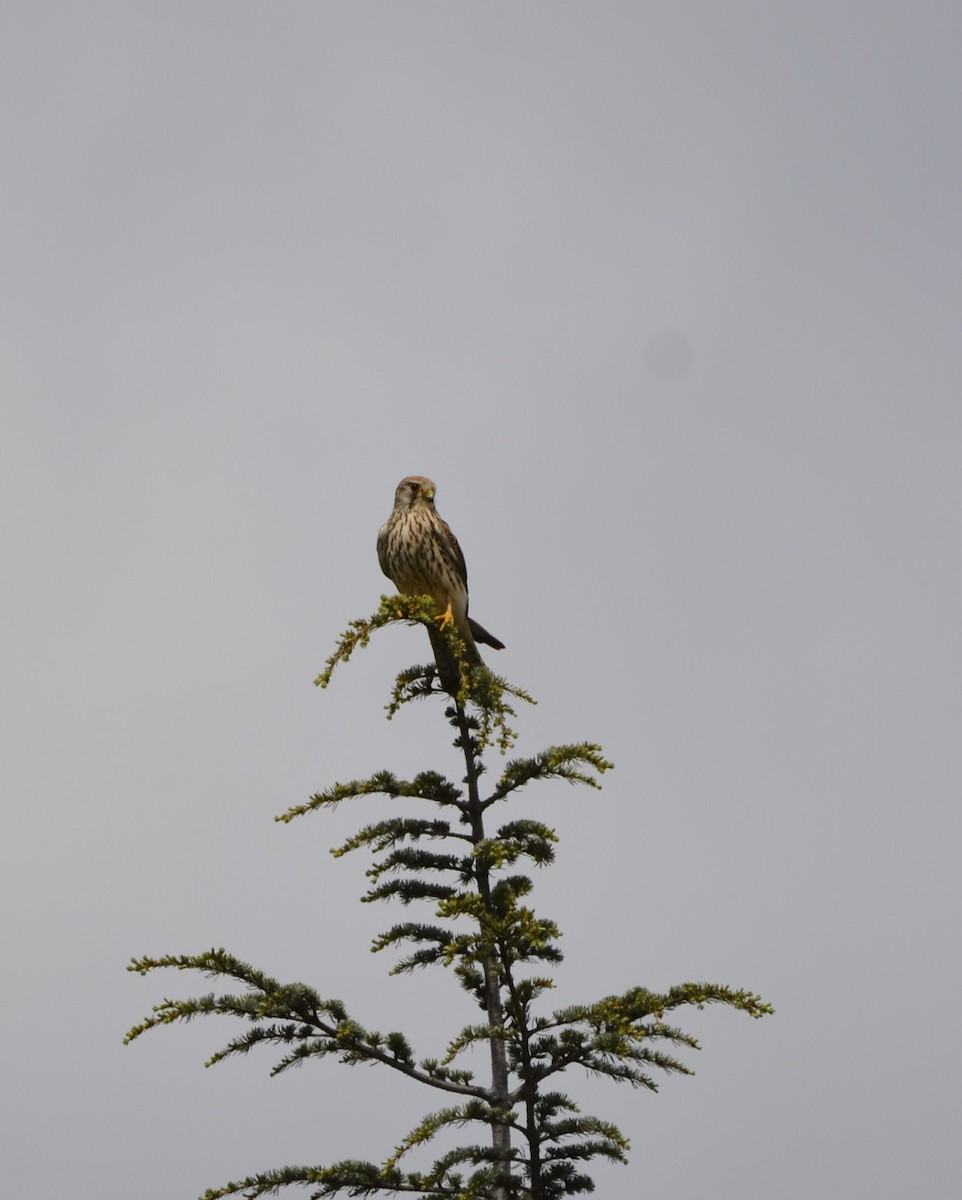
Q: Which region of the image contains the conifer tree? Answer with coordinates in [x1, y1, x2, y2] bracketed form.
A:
[126, 596, 772, 1199]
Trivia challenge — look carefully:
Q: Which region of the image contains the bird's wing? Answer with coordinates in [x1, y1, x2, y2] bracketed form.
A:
[376, 522, 392, 580]
[432, 518, 469, 588]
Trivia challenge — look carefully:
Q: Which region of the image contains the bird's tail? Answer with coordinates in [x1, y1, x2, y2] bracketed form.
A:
[467, 617, 505, 651]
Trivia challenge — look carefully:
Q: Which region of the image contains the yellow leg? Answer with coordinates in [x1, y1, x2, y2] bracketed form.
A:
[434, 602, 455, 630]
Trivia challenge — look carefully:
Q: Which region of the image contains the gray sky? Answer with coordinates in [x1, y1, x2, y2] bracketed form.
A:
[2, 3, 960, 1197]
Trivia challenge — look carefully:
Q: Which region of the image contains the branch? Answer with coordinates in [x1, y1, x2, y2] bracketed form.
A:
[277, 771, 464, 824]
[124, 950, 488, 1099]
[197, 1161, 433, 1199]
[515, 982, 773, 1094]
[315, 596, 445, 689]
[487, 745, 614, 807]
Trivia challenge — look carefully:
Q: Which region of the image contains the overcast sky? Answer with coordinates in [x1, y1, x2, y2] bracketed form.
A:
[2, 4, 960, 1198]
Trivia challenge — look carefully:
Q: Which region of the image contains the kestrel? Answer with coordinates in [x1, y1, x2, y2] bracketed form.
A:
[377, 476, 504, 682]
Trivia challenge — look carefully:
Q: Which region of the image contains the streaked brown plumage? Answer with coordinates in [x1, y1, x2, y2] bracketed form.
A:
[377, 476, 503, 684]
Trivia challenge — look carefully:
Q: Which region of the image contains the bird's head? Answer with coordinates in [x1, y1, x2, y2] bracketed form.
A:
[395, 476, 436, 508]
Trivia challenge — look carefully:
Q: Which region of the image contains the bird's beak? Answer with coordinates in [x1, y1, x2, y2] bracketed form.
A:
[423, 486, 435, 501]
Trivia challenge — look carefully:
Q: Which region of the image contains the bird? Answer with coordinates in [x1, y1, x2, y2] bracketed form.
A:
[377, 476, 504, 686]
